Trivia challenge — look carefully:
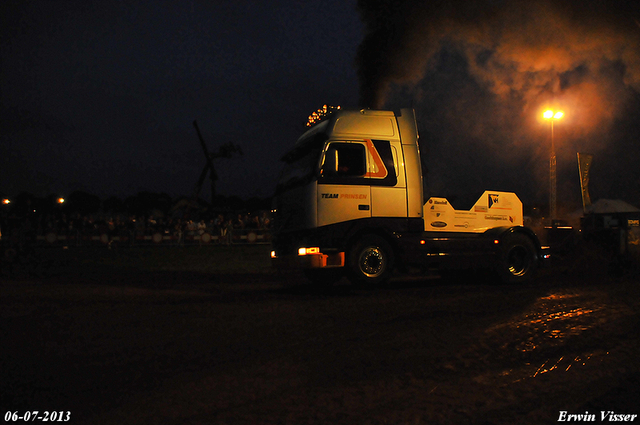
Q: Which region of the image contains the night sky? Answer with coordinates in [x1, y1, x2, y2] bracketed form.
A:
[3, 0, 640, 213]
[1, 1, 363, 201]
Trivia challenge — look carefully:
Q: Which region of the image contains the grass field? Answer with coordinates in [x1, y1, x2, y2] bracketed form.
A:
[82, 244, 274, 274]
[4, 235, 639, 284]
[2, 243, 275, 281]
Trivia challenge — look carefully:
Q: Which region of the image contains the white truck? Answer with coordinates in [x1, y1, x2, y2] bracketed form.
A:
[271, 108, 545, 285]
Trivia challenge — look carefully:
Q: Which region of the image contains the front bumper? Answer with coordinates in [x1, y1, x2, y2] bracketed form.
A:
[271, 249, 345, 270]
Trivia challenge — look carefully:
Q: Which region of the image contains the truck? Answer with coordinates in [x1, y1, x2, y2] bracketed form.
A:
[270, 108, 546, 286]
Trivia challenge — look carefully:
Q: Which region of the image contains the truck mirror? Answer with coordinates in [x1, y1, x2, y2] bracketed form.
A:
[323, 148, 338, 175]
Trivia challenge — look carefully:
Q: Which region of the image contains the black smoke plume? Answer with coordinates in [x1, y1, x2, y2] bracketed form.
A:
[356, 0, 640, 208]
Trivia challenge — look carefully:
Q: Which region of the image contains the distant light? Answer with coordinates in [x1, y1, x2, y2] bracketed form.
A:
[494, 239, 500, 244]
[57, 198, 65, 204]
[420, 240, 426, 245]
[554, 111, 564, 119]
[543, 110, 553, 119]
[2, 199, 9, 205]
[270, 250, 277, 259]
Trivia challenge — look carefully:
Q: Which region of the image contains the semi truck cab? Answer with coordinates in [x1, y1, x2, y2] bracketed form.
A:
[272, 108, 543, 285]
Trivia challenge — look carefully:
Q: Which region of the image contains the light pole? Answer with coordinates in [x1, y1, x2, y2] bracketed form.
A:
[543, 109, 563, 222]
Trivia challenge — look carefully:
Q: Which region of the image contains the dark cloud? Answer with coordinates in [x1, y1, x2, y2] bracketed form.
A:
[356, 0, 640, 208]
[356, 0, 640, 108]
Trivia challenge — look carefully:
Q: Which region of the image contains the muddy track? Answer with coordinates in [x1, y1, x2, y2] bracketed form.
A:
[2, 253, 639, 424]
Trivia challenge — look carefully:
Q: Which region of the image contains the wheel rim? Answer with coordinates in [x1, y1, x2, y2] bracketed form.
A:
[507, 245, 531, 276]
[359, 246, 385, 277]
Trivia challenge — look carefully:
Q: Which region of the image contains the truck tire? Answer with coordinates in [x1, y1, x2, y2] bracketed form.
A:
[347, 235, 395, 286]
[496, 233, 538, 283]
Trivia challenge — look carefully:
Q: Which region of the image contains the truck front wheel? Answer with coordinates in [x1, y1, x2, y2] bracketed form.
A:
[347, 235, 395, 286]
[496, 233, 538, 283]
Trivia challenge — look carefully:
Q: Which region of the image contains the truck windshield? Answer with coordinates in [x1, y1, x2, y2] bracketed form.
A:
[276, 140, 323, 193]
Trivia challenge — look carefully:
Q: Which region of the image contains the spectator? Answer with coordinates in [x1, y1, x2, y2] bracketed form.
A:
[173, 219, 184, 246]
[197, 220, 206, 235]
[0, 203, 272, 246]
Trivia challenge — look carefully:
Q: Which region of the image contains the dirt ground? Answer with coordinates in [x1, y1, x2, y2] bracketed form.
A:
[2, 245, 639, 424]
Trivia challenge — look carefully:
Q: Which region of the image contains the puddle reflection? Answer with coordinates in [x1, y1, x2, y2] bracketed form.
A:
[474, 289, 633, 385]
[488, 291, 608, 353]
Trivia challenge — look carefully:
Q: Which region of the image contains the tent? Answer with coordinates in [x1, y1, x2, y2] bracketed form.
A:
[585, 199, 640, 214]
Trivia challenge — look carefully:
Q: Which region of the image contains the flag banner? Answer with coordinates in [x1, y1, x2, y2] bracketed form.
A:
[577, 153, 593, 212]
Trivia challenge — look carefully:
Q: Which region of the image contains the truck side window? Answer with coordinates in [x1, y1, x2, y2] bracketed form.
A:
[325, 143, 365, 177]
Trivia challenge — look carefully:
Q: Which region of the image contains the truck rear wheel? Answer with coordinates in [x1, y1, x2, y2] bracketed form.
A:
[347, 235, 395, 286]
[496, 233, 538, 283]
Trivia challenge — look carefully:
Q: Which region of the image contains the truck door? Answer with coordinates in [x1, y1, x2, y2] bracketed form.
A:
[317, 141, 371, 227]
[366, 139, 406, 218]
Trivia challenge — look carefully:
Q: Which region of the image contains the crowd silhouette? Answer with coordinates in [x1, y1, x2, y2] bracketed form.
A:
[1, 192, 272, 247]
